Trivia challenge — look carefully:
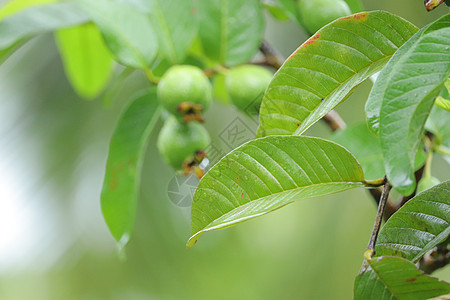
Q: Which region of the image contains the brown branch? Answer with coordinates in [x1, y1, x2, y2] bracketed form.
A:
[368, 187, 397, 221]
[259, 39, 284, 69]
[419, 243, 450, 274]
[322, 110, 347, 132]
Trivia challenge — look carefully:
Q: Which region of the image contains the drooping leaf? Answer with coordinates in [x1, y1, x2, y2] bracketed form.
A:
[148, 0, 198, 64]
[101, 88, 161, 248]
[77, 0, 158, 69]
[375, 181, 450, 262]
[197, 0, 265, 66]
[354, 256, 450, 300]
[55, 23, 113, 99]
[0, 0, 59, 20]
[365, 14, 450, 195]
[188, 136, 365, 248]
[0, 2, 89, 51]
[257, 11, 418, 137]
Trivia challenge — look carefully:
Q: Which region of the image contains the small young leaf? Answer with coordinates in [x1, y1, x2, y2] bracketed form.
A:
[55, 23, 113, 99]
[197, 0, 264, 66]
[77, 0, 158, 69]
[257, 11, 418, 137]
[188, 136, 365, 248]
[365, 14, 450, 195]
[101, 89, 161, 248]
[375, 181, 450, 262]
[435, 96, 450, 111]
[0, 2, 89, 51]
[149, 0, 198, 64]
[354, 256, 450, 300]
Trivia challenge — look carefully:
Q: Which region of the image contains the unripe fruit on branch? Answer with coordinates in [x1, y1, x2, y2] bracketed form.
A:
[298, 0, 351, 34]
[157, 116, 210, 177]
[157, 65, 212, 122]
[225, 65, 273, 113]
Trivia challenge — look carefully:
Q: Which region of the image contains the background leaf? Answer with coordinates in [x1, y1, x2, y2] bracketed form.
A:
[344, 0, 364, 13]
[149, 0, 198, 64]
[375, 181, 450, 262]
[330, 122, 427, 181]
[365, 14, 450, 195]
[197, 0, 264, 66]
[0, 2, 89, 51]
[0, 0, 59, 20]
[426, 105, 450, 165]
[257, 11, 418, 137]
[101, 89, 161, 248]
[330, 123, 384, 180]
[188, 136, 364, 247]
[55, 23, 113, 99]
[354, 256, 450, 300]
[77, 0, 158, 69]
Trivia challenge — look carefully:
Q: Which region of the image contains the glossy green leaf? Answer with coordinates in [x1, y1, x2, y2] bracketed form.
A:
[366, 14, 450, 195]
[149, 0, 198, 64]
[197, 0, 264, 66]
[0, 2, 89, 51]
[55, 23, 113, 99]
[257, 11, 418, 137]
[354, 256, 450, 300]
[77, 0, 158, 69]
[188, 136, 365, 248]
[375, 181, 450, 262]
[0, 0, 59, 20]
[101, 89, 161, 248]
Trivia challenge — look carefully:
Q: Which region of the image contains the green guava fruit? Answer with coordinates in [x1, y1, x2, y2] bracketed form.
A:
[225, 65, 273, 113]
[298, 0, 351, 34]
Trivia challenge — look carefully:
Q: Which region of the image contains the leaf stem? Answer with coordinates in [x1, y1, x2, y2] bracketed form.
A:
[435, 144, 450, 157]
[144, 68, 161, 84]
[366, 178, 392, 257]
[364, 177, 386, 187]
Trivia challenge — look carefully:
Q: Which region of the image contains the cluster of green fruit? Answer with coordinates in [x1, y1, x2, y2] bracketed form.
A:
[156, 64, 273, 177]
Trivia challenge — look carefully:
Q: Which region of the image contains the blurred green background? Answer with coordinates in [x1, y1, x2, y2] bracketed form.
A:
[0, 1, 448, 299]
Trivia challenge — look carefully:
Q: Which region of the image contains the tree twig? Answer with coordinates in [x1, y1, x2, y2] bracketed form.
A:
[259, 39, 284, 69]
[367, 179, 392, 256]
[368, 187, 397, 221]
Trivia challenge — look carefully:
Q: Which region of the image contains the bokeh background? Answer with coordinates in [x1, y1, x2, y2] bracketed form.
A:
[0, 1, 449, 299]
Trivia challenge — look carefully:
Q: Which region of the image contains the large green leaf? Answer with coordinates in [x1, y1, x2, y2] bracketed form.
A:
[77, 0, 158, 69]
[101, 89, 161, 248]
[188, 136, 365, 248]
[149, 0, 198, 64]
[55, 23, 113, 99]
[375, 181, 450, 262]
[257, 11, 418, 137]
[354, 256, 450, 300]
[197, 0, 264, 66]
[0, 2, 89, 51]
[366, 14, 450, 195]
